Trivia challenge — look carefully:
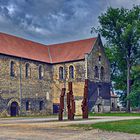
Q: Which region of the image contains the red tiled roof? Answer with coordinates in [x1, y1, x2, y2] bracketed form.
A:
[0, 32, 97, 63]
[48, 37, 97, 63]
[0, 32, 50, 63]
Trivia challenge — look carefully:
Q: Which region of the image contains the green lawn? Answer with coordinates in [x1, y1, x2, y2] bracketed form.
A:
[73, 119, 140, 134]
[89, 112, 140, 116]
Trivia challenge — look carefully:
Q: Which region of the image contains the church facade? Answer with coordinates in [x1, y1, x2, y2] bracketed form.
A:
[0, 32, 110, 117]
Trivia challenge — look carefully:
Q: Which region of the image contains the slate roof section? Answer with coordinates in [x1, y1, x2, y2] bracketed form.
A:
[0, 32, 97, 64]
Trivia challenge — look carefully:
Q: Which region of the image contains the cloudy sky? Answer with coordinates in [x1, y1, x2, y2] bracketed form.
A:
[0, 0, 139, 44]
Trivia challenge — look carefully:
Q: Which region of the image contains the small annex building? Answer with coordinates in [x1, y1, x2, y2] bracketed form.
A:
[0, 32, 111, 116]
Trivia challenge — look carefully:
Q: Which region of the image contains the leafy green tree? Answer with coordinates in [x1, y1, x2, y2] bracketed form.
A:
[96, 6, 140, 112]
[128, 65, 140, 108]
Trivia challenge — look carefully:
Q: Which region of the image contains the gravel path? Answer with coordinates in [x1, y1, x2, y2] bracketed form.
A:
[0, 116, 140, 140]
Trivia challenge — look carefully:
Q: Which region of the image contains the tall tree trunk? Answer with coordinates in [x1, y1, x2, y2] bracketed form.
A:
[126, 59, 131, 112]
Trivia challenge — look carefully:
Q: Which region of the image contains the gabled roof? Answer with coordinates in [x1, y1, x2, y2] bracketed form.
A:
[48, 38, 97, 63]
[0, 32, 97, 64]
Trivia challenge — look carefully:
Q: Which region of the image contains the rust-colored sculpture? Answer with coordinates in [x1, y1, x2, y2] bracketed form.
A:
[81, 79, 88, 119]
[67, 82, 75, 120]
[59, 88, 66, 121]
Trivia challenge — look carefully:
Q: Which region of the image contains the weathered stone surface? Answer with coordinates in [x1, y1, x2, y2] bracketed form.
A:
[52, 38, 111, 114]
[87, 38, 111, 113]
[0, 54, 53, 116]
[52, 61, 85, 114]
[0, 37, 111, 116]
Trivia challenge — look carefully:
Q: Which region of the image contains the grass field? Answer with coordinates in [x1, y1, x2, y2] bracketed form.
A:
[73, 119, 140, 134]
[89, 112, 140, 116]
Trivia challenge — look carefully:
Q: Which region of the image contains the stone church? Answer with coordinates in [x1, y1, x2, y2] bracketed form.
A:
[0, 32, 110, 116]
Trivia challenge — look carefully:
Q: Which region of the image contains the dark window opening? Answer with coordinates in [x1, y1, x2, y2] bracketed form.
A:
[25, 63, 30, 78]
[69, 65, 74, 79]
[39, 65, 43, 80]
[59, 67, 64, 80]
[26, 101, 30, 111]
[10, 61, 15, 77]
[39, 101, 43, 111]
[101, 66, 104, 80]
[94, 66, 99, 78]
[112, 102, 114, 108]
[99, 55, 101, 62]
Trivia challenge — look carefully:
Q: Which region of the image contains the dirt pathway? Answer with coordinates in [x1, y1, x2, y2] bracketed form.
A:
[0, 116, 140, 140]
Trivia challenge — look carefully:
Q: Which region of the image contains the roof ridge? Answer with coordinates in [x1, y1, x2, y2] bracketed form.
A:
[48, 37, 97, 46]
[0, 32, 48, 47]
[0, 32, 97, 47]
[0, 32, 98, 64]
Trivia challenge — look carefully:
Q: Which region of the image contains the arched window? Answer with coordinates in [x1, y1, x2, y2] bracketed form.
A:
[59, 67, 64, 80]
[101, 66, 104, 80]
[25, 63, 30, 78]
[10, 61, 15, 77]
[94, 66, 99, 78]
[69, 65, 74, 79]
[26, 101, 30, 111]
[39, 65, 43, 80]
[39, 101, 43, 111]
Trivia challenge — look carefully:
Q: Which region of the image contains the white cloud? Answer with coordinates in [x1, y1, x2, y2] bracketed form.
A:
[108, 0, 140, 8]
[0, 0, 139, 44]
[6, 4, 15, 16]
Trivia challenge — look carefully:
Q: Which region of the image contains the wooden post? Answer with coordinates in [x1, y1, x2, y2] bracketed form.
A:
[82, 79, 88, 119]
[67, 82, 75, 120]
[59, 88, 66, 121]
[67, 91, 70, 120]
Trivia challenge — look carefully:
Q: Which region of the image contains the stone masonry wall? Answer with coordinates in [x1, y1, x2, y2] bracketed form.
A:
[0, 54, 53, 116]
[52, 61, 85, 115]
[0, 37, 111, 116]
[52, 38, 111, 114]
[87, 38, 110, 82]
[87, 37, 111, 113]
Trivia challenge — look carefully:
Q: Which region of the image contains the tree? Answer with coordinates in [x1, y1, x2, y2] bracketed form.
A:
[127, 65, 140, 108]
[96, 6, 140, 112]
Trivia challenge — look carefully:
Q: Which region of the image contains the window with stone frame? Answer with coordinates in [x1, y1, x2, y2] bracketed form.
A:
[59, 66, 64, 80]
[39, 65, 43, 80]
[39, 101, 43, 111]
[94, 66, 99, 78]
[69, 65, 74, 79]
[100, 66, 104, 80]
[10, 61, 15, 77]
[25, 63, 30, 78]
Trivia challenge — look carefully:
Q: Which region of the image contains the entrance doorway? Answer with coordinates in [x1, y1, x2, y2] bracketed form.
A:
[10, 102, 19, 116]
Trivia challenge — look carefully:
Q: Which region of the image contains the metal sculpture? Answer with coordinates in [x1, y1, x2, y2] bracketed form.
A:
[59, 88, 66, 121]
[81, 79, 88, 119]
[67, 82, 75, 120]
